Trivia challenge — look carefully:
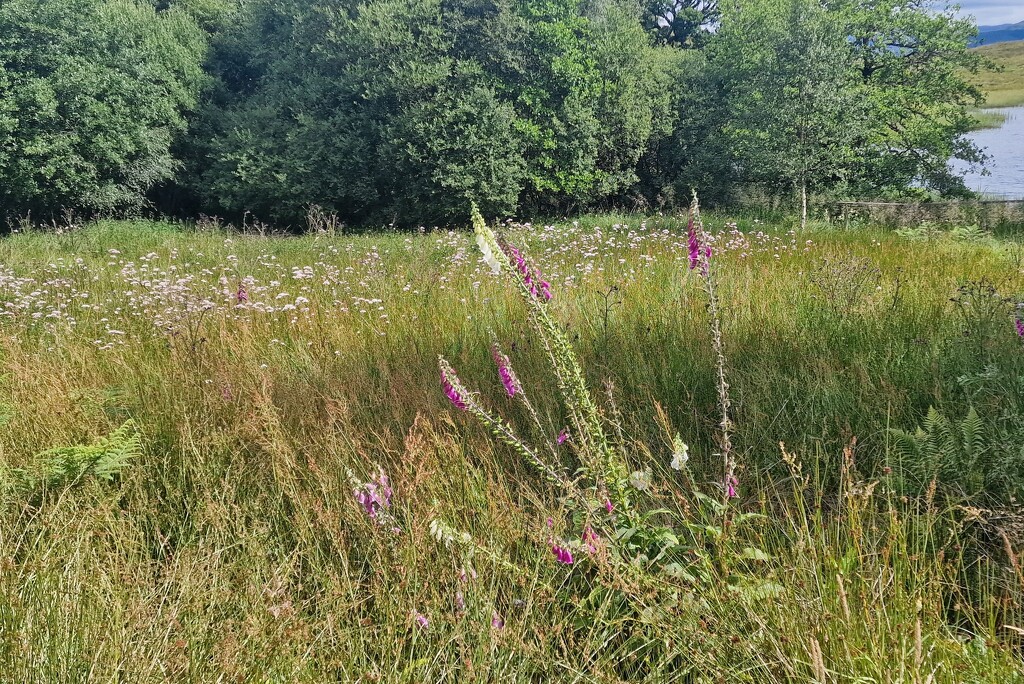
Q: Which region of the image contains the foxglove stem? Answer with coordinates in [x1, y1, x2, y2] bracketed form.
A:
[690, 193, 736, 506]
[439, 356, 567, 487]
[468, 209, 635, 523]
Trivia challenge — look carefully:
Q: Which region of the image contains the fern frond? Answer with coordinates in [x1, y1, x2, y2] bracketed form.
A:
[0, 421, 140, 499]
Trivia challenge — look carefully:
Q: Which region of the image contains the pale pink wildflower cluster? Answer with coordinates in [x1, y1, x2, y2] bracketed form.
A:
[354, 470, 393, 520]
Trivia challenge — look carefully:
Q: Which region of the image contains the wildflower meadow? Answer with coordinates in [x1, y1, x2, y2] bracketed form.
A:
[1, 208, 1024, 681]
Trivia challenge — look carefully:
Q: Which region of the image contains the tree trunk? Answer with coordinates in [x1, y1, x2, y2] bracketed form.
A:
[801, 178, 808, 230]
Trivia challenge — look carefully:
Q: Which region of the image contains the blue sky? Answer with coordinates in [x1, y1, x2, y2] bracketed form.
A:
[956, 1, 1024, 25]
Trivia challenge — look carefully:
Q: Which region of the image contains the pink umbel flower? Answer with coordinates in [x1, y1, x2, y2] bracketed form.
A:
[414, 612, 429, 630]
[440, 365, 468, 410]
[492, 345, 521, 397]
[557, 428, 570, 445]
[551, 543, 574, 565]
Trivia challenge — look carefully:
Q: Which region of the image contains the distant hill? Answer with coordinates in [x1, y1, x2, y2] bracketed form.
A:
[972, 22, 1024, 47]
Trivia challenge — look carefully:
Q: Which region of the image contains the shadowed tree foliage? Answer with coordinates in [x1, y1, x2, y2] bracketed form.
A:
[187, 0, 673, 226]
[642, 0, 718, 47]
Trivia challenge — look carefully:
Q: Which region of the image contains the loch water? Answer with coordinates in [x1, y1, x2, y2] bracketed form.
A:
[958, 106, 1024, 198]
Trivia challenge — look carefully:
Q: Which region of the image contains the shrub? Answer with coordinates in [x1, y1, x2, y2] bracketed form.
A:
[0, 0, 206, 222]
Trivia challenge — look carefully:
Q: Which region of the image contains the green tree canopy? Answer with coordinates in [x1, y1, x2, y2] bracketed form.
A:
[658, 0, 988, 207]
[189, 0, 673, 226]
[0, 0, 207, 221]
[833, 0, 988, 196]
[712, 0, 865, 222]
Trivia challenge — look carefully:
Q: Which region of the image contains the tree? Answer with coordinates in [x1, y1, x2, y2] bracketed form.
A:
[0, 0, 207, 222]
[829, 0, 988, 196]
[642, 0, 718, 47]
[712, 0, 864, 224]
[188, 0, 672, 226]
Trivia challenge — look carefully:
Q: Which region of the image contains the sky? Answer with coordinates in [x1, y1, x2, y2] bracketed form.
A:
[955, 1, 1024, 26]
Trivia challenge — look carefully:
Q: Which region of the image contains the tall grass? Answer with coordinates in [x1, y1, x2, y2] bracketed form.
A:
[0, 214, 1022, 680]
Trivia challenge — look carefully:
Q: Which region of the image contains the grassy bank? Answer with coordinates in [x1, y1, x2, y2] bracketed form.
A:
[0, 216, 1023, 681]
[975, 40, 1024, 109]
[969, 108, 1008, 130]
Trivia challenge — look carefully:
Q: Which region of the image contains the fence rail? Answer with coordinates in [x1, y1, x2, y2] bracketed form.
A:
[835, 199, 1024, 229]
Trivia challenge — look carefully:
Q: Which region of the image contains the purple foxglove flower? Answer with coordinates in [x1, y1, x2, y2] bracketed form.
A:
[505, 244, 552, 301]
[687, 214, 700, 271]
[440, 367, 468, 410]
[455, 591, 466, 613]
[726, 474, 739, 498]
[414, 612, 429, 630]
[604, 499, 614, 514]
[491, 611, 505, 630]
[582, 526, 598, 554]
[355, 469, 393, 519]
[1016, 318, 1024, 338]
[557, 428, 570, 445]
[492, 345, 521, 397]
[551, 543, 574, 565]
[355, 490, 373, 517]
